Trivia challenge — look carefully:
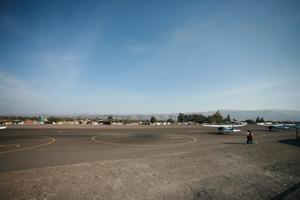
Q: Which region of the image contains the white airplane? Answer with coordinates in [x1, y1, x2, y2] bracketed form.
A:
[257, 123, 297, 131]
[203, 123, 247, 134]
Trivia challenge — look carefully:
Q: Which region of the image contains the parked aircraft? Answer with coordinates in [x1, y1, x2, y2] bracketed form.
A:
[203, 123, 247, 134]
[257, 123, 297, 131]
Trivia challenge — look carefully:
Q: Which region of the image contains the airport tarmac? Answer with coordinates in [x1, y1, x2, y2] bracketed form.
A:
[0, 125, 299, 199]
[0, 126, 225, 172]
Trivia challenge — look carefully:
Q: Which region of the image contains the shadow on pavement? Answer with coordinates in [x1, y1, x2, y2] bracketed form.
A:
[223, 142, 246, 145]
[278, 139, 300, 148]
[270, 182, 300, 200]
[192, 131, 222, 135]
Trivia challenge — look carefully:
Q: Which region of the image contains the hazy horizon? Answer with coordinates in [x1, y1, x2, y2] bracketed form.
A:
[1, 0, 300, 115]
[1, 108, 300, 117]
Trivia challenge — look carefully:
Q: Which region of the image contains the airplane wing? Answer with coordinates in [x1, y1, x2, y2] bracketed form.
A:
[203, 123, 246, 133]
[232, 124, 246, 127]
[257, 123, 273, 127]
[258, 123, 298, 131]
[203, 124, 246, 128]
[203, 124, 228, 128]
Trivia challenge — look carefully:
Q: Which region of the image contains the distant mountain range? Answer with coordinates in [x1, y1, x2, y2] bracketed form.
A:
[215, 110, 300, 121]
[71, 109, 300, 121]
[2, 110, 300, 121]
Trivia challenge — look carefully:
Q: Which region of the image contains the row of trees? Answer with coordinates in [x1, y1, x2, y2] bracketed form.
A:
[177, 111, 232, 124]
[255, 116, 265, 123]
[177, 112, 268, 124]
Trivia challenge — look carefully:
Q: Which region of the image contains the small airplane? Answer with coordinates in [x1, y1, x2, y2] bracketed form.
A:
[203, 123, 247, 134]
[257, 123, 297, 131]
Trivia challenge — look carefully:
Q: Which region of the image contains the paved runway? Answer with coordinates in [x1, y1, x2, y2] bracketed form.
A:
[1, 126, 299, 200]
[0, 125, 295, 173]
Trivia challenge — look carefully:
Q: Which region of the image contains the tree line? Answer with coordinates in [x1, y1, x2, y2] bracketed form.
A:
[177, 111, 232, 124]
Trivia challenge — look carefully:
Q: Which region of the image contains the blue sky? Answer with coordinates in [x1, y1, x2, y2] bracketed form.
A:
[0, 0, 300, 115]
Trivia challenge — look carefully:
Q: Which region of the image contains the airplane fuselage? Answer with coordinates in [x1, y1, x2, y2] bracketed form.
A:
[218, 127, 241, 133]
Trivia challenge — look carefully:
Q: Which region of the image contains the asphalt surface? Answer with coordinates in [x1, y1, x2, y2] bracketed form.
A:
[0, 125, 299, 200]
[0, 125, 297, 173]
[0, 126, 198, 173]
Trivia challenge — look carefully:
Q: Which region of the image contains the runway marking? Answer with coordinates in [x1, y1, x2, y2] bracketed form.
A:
[0, 144, 20, 147]
[91, 135, 198, 147]
[0, 137, 55, 154]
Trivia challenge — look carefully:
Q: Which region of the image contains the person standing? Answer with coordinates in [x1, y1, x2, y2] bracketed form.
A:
[246, 130, 250, 144]
[249, 130, 254, 144]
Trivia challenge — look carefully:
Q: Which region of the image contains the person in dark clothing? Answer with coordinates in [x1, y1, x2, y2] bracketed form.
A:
[246, 130, 251, 144]
[249, 130, 254, 144]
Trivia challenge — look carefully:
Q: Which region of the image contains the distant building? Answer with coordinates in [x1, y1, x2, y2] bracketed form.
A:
[112, 122, 123, 126]
[126, 122, 139, 126]
[13, 120, 24, 125]
[5, 121, 12, 125]
[151, 122, 161, 126]
[63, 121, 75, 125]
[92, 121, 98, 125]
[23, 120, 38, 125]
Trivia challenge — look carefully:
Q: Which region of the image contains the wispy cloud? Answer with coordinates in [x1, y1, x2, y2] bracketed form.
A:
[28, 17, 102, 91]
[128, 43, 150, 53]
[174, 81, 278, 102]
[29, 31, 98, 91]
[127, 19, 216, 55]
[0, 71, 40, 97]
[38, 52, 82, 89]
[169, 18, 217, 44]
[203, 81, 278, 99]
[0, 71, 48, 114]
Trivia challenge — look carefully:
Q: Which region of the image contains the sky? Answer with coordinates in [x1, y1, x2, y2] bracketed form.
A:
[0, 0, 300, 115]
